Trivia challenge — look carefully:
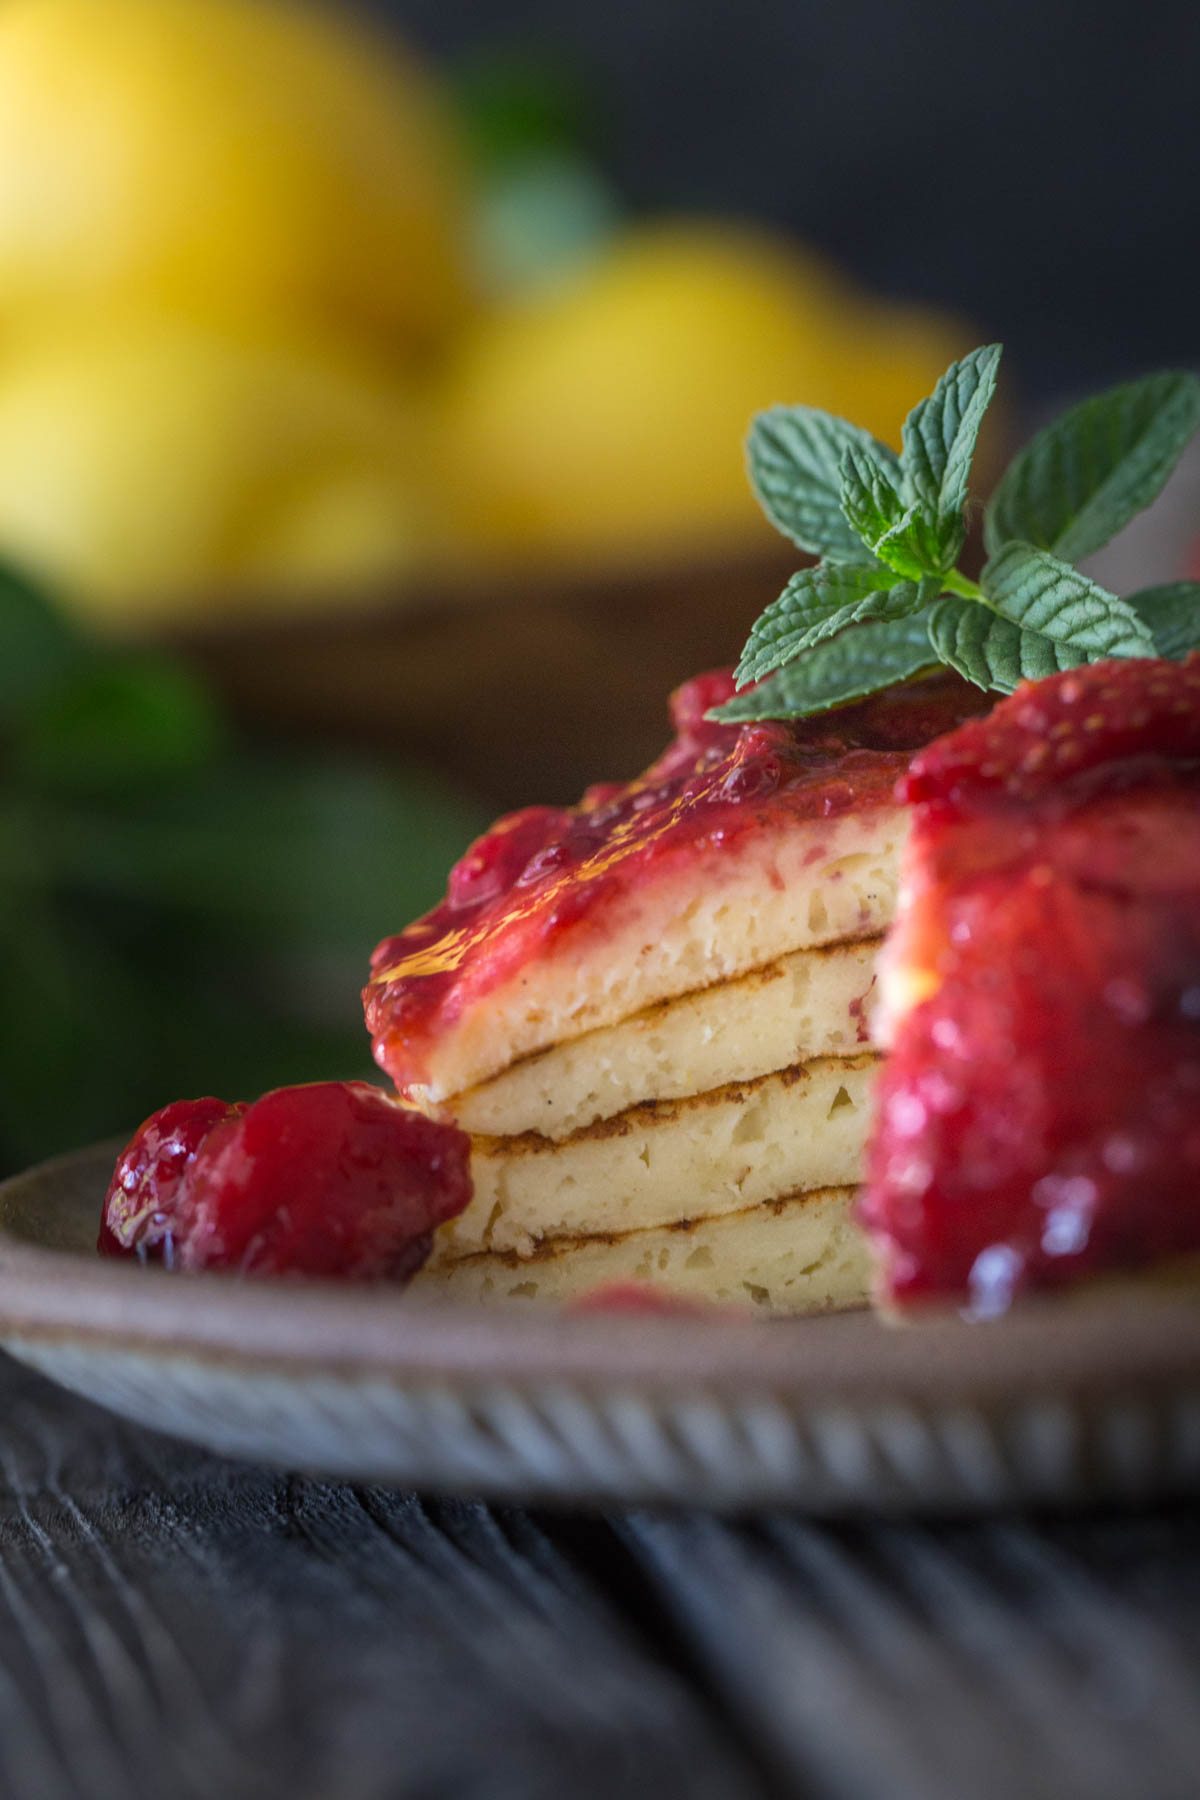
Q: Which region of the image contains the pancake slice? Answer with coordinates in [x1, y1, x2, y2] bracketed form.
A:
[431, 1053, 878, 1260]
[379, 819, 902, 1108]
[365, 671, 983, 1106]
[416, 1187, 868, 1315]
[447, 936, 880, 1140]
[367, 670, 987, 1313]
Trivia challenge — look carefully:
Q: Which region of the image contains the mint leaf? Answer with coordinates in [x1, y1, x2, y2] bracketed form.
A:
[839, 444, 942, 578]
[714, 616, 938, 722]
[1125, 580, 1200, 660]
[928, 598, 1086, 693]
[984, 370, 1200, 563]
[838, 442, 905, 545]
[982, 541, 1157, 660]
[747, 406, 900, 563]
[734, 565, 935, 685]
[901, 343, 1002, 569]
[874, 507, 946, 581]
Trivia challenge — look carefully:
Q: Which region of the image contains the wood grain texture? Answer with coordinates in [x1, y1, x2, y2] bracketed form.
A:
[0, 1355, 758, 1800]
[3, 1349, 1200, 1799]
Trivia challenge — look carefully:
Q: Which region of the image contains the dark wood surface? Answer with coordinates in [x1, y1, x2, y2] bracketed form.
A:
[2, 1351, 1200, 1800]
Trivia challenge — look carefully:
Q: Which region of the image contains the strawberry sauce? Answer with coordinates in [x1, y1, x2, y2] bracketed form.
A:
[365, 668, 983, 1091]
[862, 658, 1200, 1313]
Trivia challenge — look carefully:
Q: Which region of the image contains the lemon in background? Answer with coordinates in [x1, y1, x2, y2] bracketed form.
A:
[0, 320, 438, 626]
[0, 1, 990, 618]
[434, 223, 975, 569]
[0, 0, 470, 354]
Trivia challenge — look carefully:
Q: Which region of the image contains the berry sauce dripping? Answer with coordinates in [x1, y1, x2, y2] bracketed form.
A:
[862, 657, 1200, 1312]
[365, 667, 984, 1089]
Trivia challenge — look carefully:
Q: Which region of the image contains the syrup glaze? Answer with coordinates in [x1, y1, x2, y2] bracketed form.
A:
[862, 657, 1200, 1313]
[365, 668, 984, 1092]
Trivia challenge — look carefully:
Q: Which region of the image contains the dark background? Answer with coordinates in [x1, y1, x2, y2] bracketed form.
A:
[370, 0, 1199, 398]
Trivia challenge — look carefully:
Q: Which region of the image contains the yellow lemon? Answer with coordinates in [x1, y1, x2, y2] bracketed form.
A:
[0, 0, 469, 353]
[0, 320, 437, 625]
[435, 222, 975, 567]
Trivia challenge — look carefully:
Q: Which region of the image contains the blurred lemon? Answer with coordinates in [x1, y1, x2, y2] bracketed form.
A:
[435, 223, 975, 567]
[0, 320, 438, 625]
[0, 0, 469, 353]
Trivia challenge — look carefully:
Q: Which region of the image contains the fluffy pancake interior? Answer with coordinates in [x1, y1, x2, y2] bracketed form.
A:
[432, 1053, 878, 1261]
[402, 810, 905, 1103]
[442, 937, 881, 1140]
[415, 1187, 869, 1315]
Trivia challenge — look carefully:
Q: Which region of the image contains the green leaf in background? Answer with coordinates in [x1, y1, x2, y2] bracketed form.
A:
[981, 541, 1157, 661]
[454, 50, 594, 169]
[746, 406, 898, 562]
[471, 153, 621, 295]
[0, 752, 489, 1176]
[1124, 581, 1200, 660]
[734, 564, 931, 685]
[0, 560, 85, 725]
[455, 51, 621, 296]
[714, 615, 938, 722]
[40, 756, 487, 950]
[0, 560, 492, 1175]
[0, 905, 160, 1168]
[12, 657, 228, 795]
[927, 597, 1086, 693]
[984, 370, 1200, 562]
[900, 342, 1002, 568]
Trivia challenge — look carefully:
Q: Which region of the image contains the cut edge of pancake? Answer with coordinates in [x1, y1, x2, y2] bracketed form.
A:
[414, 1185, 870, 1315]
[441, 936, 883, 1140]
[435, 1052, 880, 1259]
[395, 810, 905, 1103]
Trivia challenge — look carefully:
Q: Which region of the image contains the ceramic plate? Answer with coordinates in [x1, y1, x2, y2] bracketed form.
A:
[2, 1142, 1200, 1514]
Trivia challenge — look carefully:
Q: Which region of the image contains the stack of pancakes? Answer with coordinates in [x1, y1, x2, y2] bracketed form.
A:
[420, 935, 885, 1314]
[365, 670, 983, 1314]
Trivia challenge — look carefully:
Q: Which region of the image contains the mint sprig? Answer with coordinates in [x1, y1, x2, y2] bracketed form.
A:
[714, 346, 1200, 722]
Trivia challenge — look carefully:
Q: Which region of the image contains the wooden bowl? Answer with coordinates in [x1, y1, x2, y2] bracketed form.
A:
[168, 546, 798, 809]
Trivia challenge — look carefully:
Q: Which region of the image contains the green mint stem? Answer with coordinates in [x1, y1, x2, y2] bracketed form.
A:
[939, 569, 985, 602]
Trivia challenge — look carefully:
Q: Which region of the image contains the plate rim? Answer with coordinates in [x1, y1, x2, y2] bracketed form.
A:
[1, 1141, 1199, 1409]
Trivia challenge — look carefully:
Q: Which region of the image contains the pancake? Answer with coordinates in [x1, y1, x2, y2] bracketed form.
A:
[367, 668, 985, 1312]
[419, 1187, 868, 1315]
[446, 936, 880, 1140]
[431, 1053, 878, 1260]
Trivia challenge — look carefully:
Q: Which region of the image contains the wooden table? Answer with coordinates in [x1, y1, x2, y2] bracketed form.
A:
[2, 1350, 1199, 1800]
